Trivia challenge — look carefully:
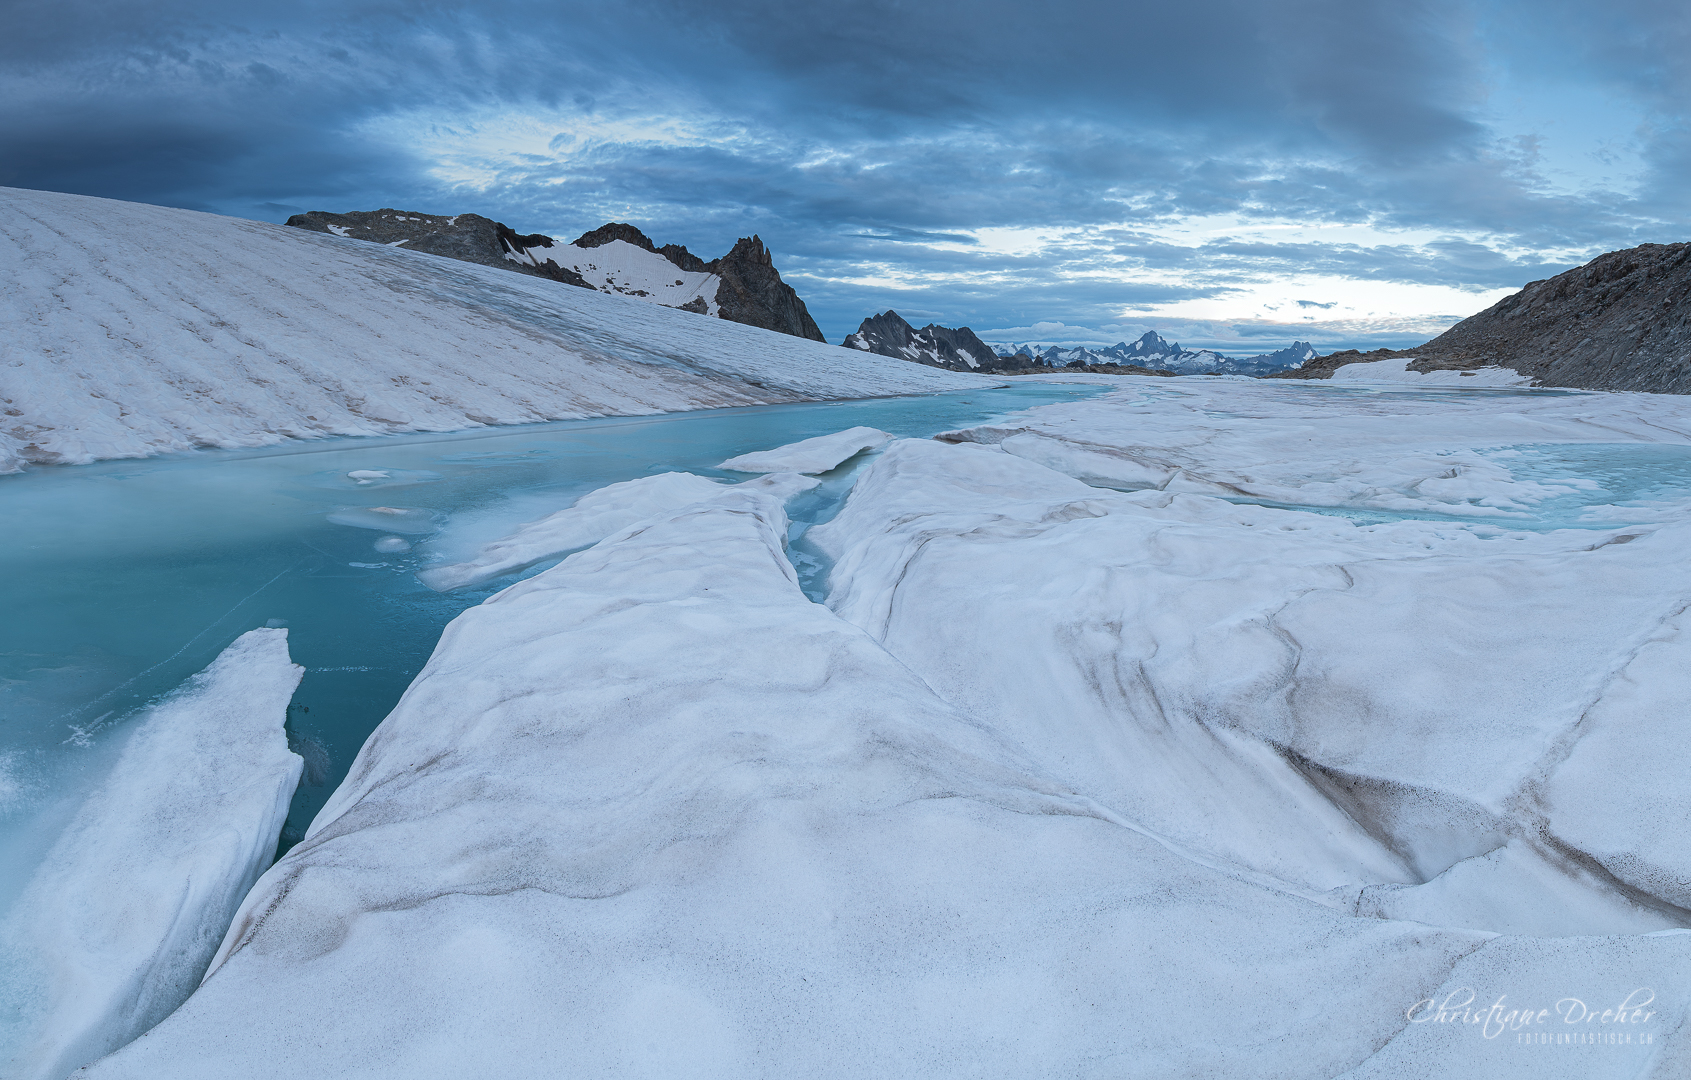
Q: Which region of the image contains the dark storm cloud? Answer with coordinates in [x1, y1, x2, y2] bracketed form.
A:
[1, 0, 1685, 344]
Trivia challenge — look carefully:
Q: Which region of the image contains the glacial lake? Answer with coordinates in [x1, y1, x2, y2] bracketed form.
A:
[0, 383, 1109, 865]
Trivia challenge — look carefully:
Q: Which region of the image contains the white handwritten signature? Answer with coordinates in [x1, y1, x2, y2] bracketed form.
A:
[1406, 988, 1656, 1040]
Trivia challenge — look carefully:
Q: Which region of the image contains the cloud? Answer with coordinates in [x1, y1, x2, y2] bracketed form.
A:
[0, 0, 1684, 344]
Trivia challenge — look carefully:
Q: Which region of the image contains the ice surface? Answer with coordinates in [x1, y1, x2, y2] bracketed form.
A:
[75, 494, 1504, 1079]
[21, 376, 1691, 1076]
[79, 488, 1691, 1079]
[717, 426, 895, 473]
[808, 405, 1691, 939]
[0, 188, 988, 473]
[939, 379, 1691, 524]
[417, 470, 819, 591]
[0, 629, 302, 1080]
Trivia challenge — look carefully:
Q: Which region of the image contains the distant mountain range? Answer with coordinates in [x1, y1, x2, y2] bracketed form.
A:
[841, 316, 1320, 378]
[284, 210, 1331, 375]
[842, 311, 1027, 372]
[992, 333, 1319, 376]
[286, 211, 824, 341]
[1273, 242, 1691, 392]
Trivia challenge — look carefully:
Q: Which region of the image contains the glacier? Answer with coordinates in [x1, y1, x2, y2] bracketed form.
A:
[6, 233, 1691, 1080]
[0, 630, 302, 1080]
[71, 492, 1505, 1079]
[65, 376, 1691, 1078]
[0, 187, 988, 473]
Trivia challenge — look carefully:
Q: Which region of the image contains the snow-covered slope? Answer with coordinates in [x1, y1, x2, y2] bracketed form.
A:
[0, 630, 302, 1080]
[0, 189, 986, 473]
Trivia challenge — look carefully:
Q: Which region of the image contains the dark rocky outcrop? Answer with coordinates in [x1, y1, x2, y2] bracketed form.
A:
[707, 236, 826, 342]
[844, 310, 1029, 372]
[285, 210, 591, 288]
[572, 222, 712, 274]
[288, 211, 825, 341]
[1270, 243, 1691, 392]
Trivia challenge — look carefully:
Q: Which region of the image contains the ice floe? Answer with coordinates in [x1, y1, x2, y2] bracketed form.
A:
[325, 506, 444, 534]
[0, 629, 302, 1080]
[718, 426, 894, 474]
[812, 420, 1691, 940]
[417, 471, 818, 591]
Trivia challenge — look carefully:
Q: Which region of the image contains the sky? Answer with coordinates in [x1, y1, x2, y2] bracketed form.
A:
[2, 0, 1688, 354]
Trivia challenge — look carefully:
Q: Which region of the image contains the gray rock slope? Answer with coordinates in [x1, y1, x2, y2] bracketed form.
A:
[285, 210, 592, 288]
[706, 234, 825, 341]
[1273, 242, 1691, 392]
[288, 212, 825, 342]
[844, 310, 1027, 372]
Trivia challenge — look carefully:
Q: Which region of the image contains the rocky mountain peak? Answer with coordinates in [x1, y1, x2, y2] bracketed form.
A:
[1125, 331, 1178, 354]
[719, 235, 774, 269]
[286, 210, 824, 341]
[573, 223, 658, 251]
[843, 311, 1026, 372]
[709, 235, 824, 341]
[1272, 242, 1691, 392]
[572, 223, 710, 274]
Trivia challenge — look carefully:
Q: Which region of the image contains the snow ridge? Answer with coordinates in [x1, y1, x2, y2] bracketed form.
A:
[0, 188, 987, 473]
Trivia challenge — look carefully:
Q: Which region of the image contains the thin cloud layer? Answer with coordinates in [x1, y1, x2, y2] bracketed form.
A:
[1, 0, 1684, 348]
